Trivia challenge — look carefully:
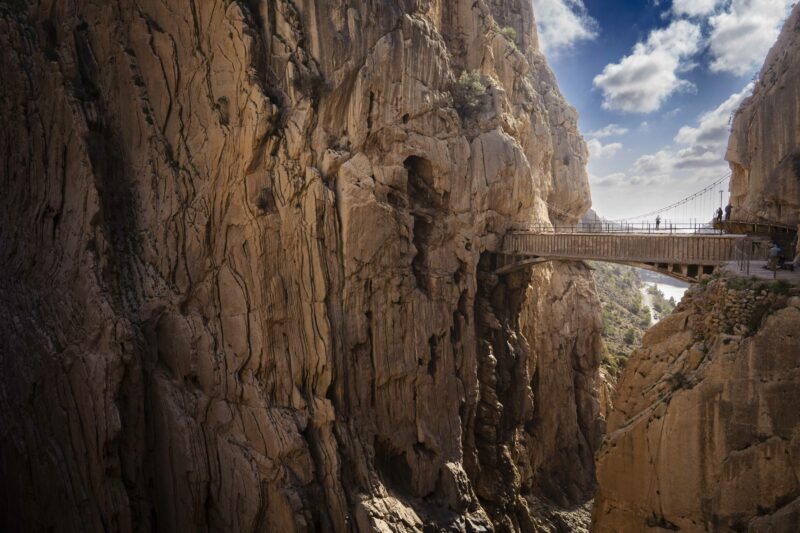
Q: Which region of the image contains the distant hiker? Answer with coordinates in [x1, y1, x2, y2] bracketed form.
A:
[715, 207, 723, 223]
[655, 215, 661, 230]
[768, 242, 782, 274]
[724, 204, 732, 222]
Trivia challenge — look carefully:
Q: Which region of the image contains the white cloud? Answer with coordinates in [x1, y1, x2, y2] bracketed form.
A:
[587, 124, 629, 138]
[626, 83, 754, 177]
[587, 138, 623, 159]
[631, 142, 727, 175]
[532, 0, 598, 54]
[708, 0, 794, 76]
[591, 172, 656, 188]
[593, 20, 702, 113]
[591, 172, 626, 187]
[672, 0, 724, 17]
[632, 149, 674, 174]
[674, 82, 753, 146]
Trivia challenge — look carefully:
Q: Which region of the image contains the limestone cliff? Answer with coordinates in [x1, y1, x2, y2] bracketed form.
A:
[593, 278, 800, 531]
[727, 4, 800, 227]
[0, 0, 603, 531]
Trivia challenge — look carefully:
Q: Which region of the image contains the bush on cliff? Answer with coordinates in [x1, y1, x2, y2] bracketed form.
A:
[451, 70, 487, 117]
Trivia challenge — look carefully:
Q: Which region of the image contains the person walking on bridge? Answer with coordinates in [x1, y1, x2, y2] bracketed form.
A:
[655, 215, 661, 230]
[725, 204, 732, 222]
[715, 207, 723, 223]
[768, 242, 782, 277]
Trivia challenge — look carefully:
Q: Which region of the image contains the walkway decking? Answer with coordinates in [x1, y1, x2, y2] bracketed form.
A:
[723, 261, 800, 282]
[497, 232, 764, 282]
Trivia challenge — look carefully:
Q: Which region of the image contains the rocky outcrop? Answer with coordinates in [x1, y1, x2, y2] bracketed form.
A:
[0, 0, 602, 531]
[727, 4, 800, 227]
[593, 278, 800, 531]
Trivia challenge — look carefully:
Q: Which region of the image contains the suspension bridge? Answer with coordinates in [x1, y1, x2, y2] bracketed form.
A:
[497, 174, 796, 282]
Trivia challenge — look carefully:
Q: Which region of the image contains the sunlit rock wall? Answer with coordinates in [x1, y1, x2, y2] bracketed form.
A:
[593, 279, 800, 531]
[727, 5, 800, 227]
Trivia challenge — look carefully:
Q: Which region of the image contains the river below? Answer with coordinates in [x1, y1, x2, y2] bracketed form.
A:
[640, 281, 689, 322]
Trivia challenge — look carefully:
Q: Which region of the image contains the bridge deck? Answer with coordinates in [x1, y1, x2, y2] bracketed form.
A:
[503, 232, 750, 264]
[499, 232, 760, 281]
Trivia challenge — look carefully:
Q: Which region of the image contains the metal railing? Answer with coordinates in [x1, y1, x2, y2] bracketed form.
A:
[734, 237, 772, 276]
[529, 221, 720, 235]
[715, 218, 798, 233]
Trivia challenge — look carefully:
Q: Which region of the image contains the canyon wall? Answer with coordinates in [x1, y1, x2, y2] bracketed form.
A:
[593, 279, 800, 531]
[0, 0, 603, 531]
[727, 5, 800, 227]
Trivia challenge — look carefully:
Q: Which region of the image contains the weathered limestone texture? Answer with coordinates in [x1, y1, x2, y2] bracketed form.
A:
[727, 4, 800, 227]
[593, 279, 800, 531]
[0, 0, 603, 531]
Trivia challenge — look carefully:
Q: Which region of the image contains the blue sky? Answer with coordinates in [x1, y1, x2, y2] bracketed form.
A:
[532, 0, 795, 220]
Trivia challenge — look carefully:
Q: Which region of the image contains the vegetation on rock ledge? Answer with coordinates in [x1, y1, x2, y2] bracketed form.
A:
[590, 262, 653, 377]
[451, 70, 487, 117]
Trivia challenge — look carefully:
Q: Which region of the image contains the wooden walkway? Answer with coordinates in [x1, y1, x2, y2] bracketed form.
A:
[497, 232, 762, 282]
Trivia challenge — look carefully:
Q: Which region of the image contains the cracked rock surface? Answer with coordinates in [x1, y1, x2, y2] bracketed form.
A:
[727, 4, 800, 228]
[0, 1, 604, 531]
[593, 281, 800, 532]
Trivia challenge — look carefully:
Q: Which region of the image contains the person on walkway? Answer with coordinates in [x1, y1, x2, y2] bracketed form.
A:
[768, 242, 782, 274]
[655, 215, 661, 230]
[715, 207, 723, 223]
[724, 203, 732, 222]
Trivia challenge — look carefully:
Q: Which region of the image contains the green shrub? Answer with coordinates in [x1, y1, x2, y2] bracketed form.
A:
[451, 70, 487, 117]
[726, 277, 756, 291]
[623, 328, 636, 345]
[769, 280, 791, 295]
[497, 26, 518, 50]
[499, 26, 517, 40]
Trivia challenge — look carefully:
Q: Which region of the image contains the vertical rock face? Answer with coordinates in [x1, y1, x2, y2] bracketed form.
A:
[726, 4, 800, 226]
[0, 1, 602, 531]
[593, 280, 800, 532]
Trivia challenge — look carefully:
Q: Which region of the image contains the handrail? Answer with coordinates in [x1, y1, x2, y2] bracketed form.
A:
[716, 219, 797, 231]
[735, 238, 751, 275]
[515, 222, 722, 235]
[516, 219, 797, 236]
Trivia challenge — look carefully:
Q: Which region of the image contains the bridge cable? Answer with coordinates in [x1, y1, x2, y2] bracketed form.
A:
[610, 173, 730, 222]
